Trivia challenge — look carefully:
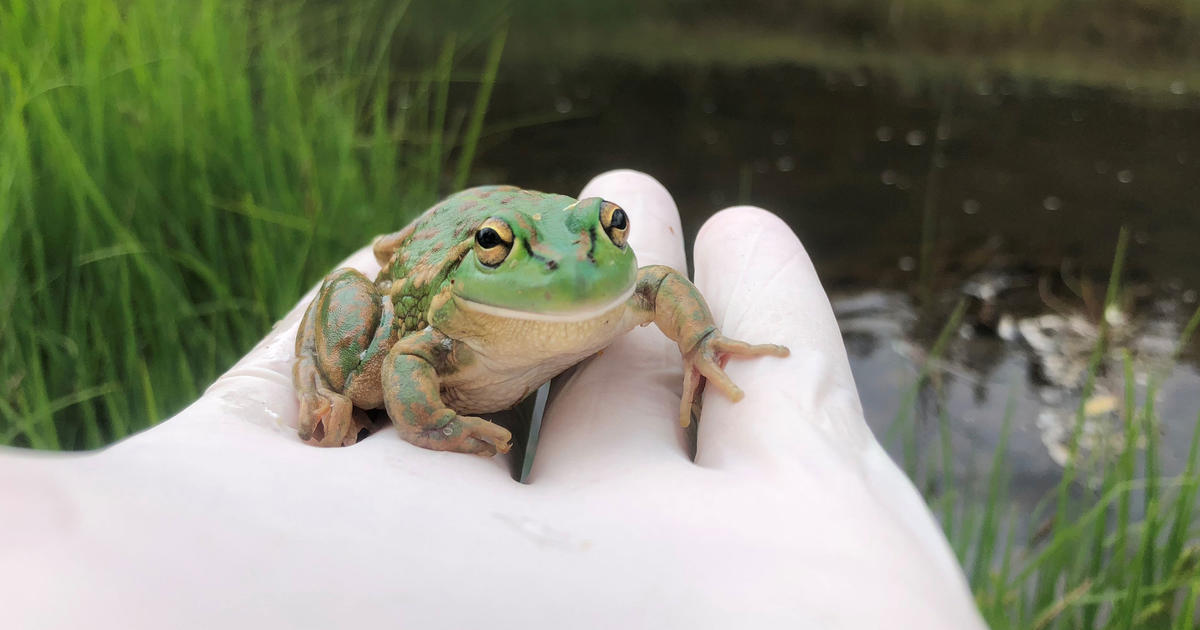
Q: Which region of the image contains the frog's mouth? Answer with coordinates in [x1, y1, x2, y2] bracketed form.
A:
[453, 285, 635, 323]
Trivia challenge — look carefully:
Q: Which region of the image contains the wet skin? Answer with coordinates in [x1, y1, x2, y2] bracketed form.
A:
[293, 186, 789, 455]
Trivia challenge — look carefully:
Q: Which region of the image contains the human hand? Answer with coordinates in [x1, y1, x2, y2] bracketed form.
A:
[0, 170, 985, 629]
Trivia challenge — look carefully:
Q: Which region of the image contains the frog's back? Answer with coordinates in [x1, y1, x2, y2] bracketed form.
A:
[376, 186, 575, 277]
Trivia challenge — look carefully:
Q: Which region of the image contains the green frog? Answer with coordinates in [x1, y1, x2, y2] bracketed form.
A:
[293, 186, 789, 455]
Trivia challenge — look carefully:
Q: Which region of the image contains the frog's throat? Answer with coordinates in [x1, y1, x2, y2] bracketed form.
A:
[453, 285, 635, 323]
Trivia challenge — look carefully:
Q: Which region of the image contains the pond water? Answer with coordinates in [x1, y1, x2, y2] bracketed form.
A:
[471, 61, 1200, 515]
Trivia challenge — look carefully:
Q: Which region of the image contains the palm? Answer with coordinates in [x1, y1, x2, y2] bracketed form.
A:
[0, 171, 984, 629]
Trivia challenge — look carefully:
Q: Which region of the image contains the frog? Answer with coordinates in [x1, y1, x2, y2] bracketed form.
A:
[293, 186, 789, 455]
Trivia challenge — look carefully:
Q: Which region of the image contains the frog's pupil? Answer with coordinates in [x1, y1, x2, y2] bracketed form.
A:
[476, 227, 503, 248]
[609, 208, 627, 231]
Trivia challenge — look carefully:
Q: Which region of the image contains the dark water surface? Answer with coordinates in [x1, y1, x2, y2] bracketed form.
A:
[471, 61, 1200, 513]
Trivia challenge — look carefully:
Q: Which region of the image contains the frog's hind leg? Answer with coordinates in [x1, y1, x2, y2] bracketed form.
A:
[293, 357, 374, 447]
[293, 268, 396, 447]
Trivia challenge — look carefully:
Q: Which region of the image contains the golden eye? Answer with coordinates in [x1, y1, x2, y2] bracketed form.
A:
[474, 217, 513, 267]
[599, 201, 629, 249]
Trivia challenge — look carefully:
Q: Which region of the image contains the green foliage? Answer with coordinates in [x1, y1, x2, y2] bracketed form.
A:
[901, 233, 1200, 628]
[0, 0, 504, 448]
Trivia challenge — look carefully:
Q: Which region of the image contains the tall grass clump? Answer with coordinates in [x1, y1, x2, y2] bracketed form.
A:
[0, 0, 505, 449]
[896, 232, 1200, 628]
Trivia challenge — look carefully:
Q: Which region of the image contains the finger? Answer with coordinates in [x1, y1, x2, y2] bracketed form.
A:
[532, 170, 693, 483]
[689, 208, 984, 607]
[690, 206, 870, 472]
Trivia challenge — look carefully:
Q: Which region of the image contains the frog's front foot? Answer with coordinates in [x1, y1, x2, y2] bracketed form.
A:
[679, 330, 790, 427]
[399, 410, 513, 456]
[298, 386, 376, 447]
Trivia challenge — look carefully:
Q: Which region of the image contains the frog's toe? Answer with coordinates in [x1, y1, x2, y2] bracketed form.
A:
[461, 416, 513, 455]
[404, 414, 512, 456]
[678, 334, 790, 426]
[678, 354, 743, 426]
[299, 389, 374, 447]
[679, 364, 703, 427]
[460, 438, 501, 457]
[711, 337, 790, 359]
[695, 356, 745, 400]
[444, 415, 512, 456]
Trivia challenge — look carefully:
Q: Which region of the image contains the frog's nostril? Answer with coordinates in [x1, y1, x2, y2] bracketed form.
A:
[546, 259, 558, 271]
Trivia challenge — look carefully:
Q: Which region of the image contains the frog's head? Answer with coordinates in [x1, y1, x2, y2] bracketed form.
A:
[450, 195, 638, 321]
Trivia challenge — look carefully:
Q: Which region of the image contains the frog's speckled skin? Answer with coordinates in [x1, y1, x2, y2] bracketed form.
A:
[293, 186, 788, 455]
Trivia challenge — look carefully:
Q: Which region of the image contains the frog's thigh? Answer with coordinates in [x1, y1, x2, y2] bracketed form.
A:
[312, 268, 384, 398]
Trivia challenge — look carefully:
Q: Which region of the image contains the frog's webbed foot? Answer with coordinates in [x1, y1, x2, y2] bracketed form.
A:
[398, 410, 513, 457]
[297, 381, 378, 447]
[679, 330, 790, 427]
[630, 266, 790, 427]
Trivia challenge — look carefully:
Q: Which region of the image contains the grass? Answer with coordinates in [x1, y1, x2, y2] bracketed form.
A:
[894, 230, 1200, 628]
[0, 0, 505, 448]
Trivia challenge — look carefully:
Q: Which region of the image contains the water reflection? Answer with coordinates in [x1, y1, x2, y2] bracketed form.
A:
[835, 285, 1200, 515]
[478, 61, 1200, 293]
[472, 60, 1200, 515]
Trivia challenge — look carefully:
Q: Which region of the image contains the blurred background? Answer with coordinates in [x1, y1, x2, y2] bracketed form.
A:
[3, 1, 1199, 626]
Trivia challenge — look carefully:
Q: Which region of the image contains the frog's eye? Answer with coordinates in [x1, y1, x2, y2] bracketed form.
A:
[474, 218, 513, 267]
[599, 201, 629, 249]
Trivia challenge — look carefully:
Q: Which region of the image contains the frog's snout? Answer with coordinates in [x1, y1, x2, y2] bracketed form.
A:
[542, 254, 602, 300]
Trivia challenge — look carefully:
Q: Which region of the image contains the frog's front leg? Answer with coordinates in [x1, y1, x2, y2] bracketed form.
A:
[381, 329, 512, 456]
[626, 265, 790, 427]
[294, 268, 397, 446]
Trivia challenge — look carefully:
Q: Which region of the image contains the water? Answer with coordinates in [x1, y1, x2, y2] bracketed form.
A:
[471, 60, 1200, 514]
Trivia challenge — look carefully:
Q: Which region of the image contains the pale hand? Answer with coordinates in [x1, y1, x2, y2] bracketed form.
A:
[0, 171, 986, 629]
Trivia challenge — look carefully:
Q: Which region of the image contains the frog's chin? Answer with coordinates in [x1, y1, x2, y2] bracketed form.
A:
[453, 285, 635, 323]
